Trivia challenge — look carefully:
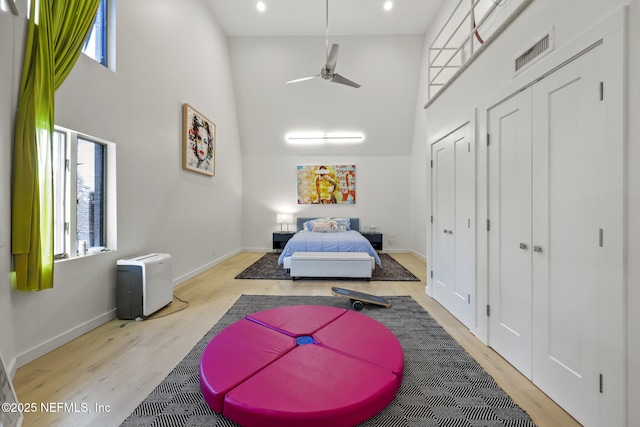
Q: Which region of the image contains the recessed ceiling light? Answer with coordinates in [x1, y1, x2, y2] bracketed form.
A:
[384, 1, 393, 11]
[256, 1, 266, 12]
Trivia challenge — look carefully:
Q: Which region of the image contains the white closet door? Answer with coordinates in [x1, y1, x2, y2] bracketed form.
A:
[432, 138, 455, 309]
[453, 126, 475, 327]
[431, 125, 475, 328]
[487, 88, 533, 379]
[531, 44, 603, 426]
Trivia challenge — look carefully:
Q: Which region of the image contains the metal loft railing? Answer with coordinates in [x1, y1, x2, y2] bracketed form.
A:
[425, 0, 534, 108]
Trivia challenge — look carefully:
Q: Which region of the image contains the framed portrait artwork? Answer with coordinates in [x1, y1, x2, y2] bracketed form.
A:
[182, 103, 216, 176]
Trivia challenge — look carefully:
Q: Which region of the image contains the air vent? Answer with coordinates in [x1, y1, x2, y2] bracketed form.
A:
[514, 29, 554, 74]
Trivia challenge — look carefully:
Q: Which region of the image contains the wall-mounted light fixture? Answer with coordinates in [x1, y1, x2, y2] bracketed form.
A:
[285, 132, 364, 145]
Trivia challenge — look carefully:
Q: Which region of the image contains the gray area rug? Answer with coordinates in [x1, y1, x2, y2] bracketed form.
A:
[235, 252, 420, 281]
[121, 295, 536, 427]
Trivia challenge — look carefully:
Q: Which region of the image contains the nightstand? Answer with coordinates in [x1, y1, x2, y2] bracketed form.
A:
[272, 231, 295, 251]
[361, 232, 383, 251]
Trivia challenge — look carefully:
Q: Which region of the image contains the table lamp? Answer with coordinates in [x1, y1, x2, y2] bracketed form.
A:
[276, 213, 293, 231]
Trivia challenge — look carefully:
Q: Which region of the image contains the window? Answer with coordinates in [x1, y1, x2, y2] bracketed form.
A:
[82, 0, 108, 67]
[76, 138, 106, 250]
[52, 127, 116, 259]
[52, 131, 69, 257]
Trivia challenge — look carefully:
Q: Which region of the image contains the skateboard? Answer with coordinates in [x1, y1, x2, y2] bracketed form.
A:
[330, 287, 391, 311]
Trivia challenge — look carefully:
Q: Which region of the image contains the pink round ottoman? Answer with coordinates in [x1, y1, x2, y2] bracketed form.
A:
[199, 305, 404, 427]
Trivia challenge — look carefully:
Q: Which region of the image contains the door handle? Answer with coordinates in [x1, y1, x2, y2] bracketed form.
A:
[533, 245, 543, 253]
[519, 243, 528, 250]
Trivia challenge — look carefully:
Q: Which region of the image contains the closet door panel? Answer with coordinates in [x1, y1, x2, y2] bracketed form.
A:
[453, 129, 474, 327]
[531, 45, 603, 426]
[431, 124, 475, 328]
[432, 138, 455, 307]
[488, 89, 533, 378]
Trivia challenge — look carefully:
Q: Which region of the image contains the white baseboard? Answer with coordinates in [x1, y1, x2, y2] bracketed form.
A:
[17, 309, 117, 367]
[14, 250, 242, 368]
[383, 249, 418, 255]
[409, 249, 427, 261]
[172, 248, 242, 286]
[14, 246, 422, 368]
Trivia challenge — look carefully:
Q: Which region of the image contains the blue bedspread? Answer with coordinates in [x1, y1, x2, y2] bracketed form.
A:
[277, 230, 382, 266]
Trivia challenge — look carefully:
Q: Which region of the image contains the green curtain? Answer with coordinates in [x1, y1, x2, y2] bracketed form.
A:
[12, 0, 101, 291]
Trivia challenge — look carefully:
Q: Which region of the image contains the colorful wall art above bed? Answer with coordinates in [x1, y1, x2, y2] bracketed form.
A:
[297, 165, 356, 204]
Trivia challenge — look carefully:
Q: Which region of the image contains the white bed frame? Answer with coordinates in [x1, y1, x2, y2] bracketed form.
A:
[289, 252, 374, 280]
[282, 218, 376, 280]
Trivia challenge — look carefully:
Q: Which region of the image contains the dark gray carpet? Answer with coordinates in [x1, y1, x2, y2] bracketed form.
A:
[121, 295, 536, 427]
[235, 252, 420, 281]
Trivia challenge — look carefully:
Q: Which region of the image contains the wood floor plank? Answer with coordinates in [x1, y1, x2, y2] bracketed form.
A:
[12, 251, 580, 427]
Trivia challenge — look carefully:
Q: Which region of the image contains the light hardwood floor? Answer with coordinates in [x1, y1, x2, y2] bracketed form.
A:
[12, 252, 581, 427]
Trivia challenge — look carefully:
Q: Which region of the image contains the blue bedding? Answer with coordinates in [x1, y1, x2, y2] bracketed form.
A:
[277, 230, 382, 266]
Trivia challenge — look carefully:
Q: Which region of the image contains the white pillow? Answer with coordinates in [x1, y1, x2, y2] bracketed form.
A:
[308, 219, 339, 232]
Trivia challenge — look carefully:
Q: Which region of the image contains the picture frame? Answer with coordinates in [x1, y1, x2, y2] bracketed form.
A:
[297, 165, 356, 204]
[0, 351, 23, 427]
[182, 103, 216, 176]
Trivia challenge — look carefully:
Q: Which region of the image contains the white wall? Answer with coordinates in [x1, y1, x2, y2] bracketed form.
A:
[242, 155, 412, 252]
[417, 0, 639, 424]
[408, 27, 436, 259]
[230, 35, 424, 253]
[228, 35, 424, 158]
[0, 0, 244, 369]
[0, 1, 23, 377]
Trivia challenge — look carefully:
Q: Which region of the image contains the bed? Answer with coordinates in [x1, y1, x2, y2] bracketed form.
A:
[277, 218, 382, 277]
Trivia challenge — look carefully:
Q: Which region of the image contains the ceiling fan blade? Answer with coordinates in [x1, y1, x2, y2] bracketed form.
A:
[288, 1, 359, 89]
[286, 76, 318, 84]
[331, 73, 361, 89]
[325, 44, 339, 74]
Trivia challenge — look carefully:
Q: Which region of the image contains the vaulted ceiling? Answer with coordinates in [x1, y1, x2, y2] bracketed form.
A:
[206, 0, 447, 157]
[207, 0, 446, 36]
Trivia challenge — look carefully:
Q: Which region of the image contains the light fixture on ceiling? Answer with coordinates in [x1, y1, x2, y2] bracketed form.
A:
[384, 1, 393, 11]
[285, 0, 361, 89]
[285, 132, 365, 145]
[256, 1, 266, 12]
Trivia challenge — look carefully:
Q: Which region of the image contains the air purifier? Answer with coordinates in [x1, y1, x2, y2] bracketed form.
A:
[116, 253, 173, 319]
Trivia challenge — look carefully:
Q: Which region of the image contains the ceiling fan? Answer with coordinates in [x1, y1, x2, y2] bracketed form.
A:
[286, 0, 361, 89]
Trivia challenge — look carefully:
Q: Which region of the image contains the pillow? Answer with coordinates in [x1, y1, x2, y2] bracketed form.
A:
[311, 221, 335, 232]
[302, 219, 324, 231]
[303, 218, 351, 232]
[301, 218, 332, 232]
[333, 218, 351, 231]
